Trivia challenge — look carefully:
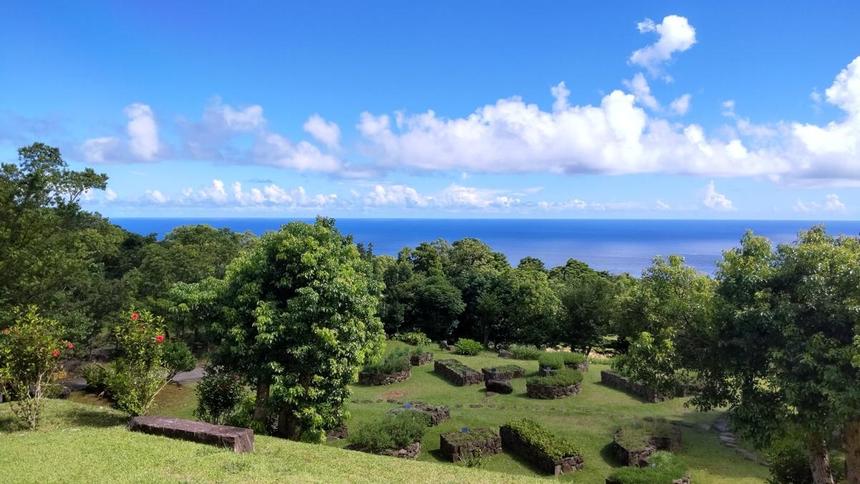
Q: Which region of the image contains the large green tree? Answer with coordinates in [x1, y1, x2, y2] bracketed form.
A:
[551, 259, 619, 354]
[477, 267, 561, 345]
[212, 218, 384, 441]
[692, 228, 860, 484]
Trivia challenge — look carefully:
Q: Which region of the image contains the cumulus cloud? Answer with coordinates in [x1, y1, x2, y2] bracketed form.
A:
[139, 179, 338, 208]
[702, 181, 733, 210]
[363, 183, 519, 210]
[669, 94, 691, 115]
[303, 114, 341, 149]
[630, 15, 697, 76]
[623, 73, 659, 110]
[794, 193, 846, 213]
[82, 103, 161, 162]
[105, 188, 118, 201]
[145, 189, 168, 204]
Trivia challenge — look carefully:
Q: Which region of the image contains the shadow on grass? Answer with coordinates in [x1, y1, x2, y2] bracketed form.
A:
[428, 448, 449, 463]
[600, 442, 625, 467]
[67, 407, 128, 428]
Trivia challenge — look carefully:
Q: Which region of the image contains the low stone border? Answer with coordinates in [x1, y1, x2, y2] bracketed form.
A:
[389, 402, 450, 426]
[128, 416, 254, 453]
[440, 428, 502, 462]
[500, 425, 584, 475]
[380, 441, 421, 459]
[526, 382, 581, 399]
[434, 359, 482, 386]
[358, 368, 411, 386]
[481, 365, 526, 381]
[612, 422, 682, 467]
[410, 352, 433, 366]
[600, 370, 667, 402]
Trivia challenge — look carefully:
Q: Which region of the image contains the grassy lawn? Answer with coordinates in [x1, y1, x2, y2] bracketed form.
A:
[53, 341, 770, 483]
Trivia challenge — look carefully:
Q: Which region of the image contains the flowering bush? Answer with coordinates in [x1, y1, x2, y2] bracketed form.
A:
[108, 309, 172, 416]
[0, 306, 68, 429]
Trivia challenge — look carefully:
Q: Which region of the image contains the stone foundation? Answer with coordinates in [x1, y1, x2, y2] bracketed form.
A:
[526, 382, 581, 399]
[439, 428, 502, 462]
[500, 425, 584, 475]
[389, 402, 450, 426]
[482, 365, 526, 381]
[434, 359, 482, 386]
[600, 370, 666, 402]
[380, 441, 421, 459]
[410, 352, 433, 366]
[485, 379, 513, 394]
[358, 368, 411, 386]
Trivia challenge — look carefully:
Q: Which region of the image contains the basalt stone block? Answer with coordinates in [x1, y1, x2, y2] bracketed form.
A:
[482, 365, 526, 381]
[434, 359, 482, 386]
[526, 382, 581, 399]
[357, 368, 411, 386]
[439, 428, 502, 462]
[500, 425, 584, 476]
[485, 379, 513, 394]
[128, 416, 254, 453]
[410, 352, 433, 366]
[600, 370, 666, 403]
[389, 402, 450, 426]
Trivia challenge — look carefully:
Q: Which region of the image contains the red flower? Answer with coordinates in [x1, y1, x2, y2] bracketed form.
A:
[131, 311, 140, 321]
[155, 334, 165, 344]
[66, 341, 75, 350]
[51, 349, 61, 358]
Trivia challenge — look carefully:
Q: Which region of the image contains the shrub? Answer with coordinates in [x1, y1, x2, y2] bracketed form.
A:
[527, 368, 583, 388]
[0, 306, 68, 430]
[502, 418, 581, 461]
[766, 438, 813, 484]
[81, 362, 114, 394]
[454, 338, 483, 356]
[108, 309, 171, 416]
[607, 451, 687, 484]
[162, 340, 195, 378]
[396, 331, 432, 346]
[195, 366, 249, 425]
[410, 344, 430, 357]
[614, 418, 678, 452]
[349, 411, 430, 453]
[509, 344, 543, 360]
[538, 352, 565, 370]
[363, 348, 411, 375]
[561, 352, 587, 367]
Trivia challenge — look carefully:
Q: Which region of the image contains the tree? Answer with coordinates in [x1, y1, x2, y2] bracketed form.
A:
[692, 228, 860, 484]
[403, 272, 465, 340]
[477, 267, 561, 345]
[109, 309, 172, 416]
[552, 262, 618, 354]
[0, 143, 126, 346]
[377, 252, 415, 335]
[445, 238, 508, 340]
[213, 218, 384, 441]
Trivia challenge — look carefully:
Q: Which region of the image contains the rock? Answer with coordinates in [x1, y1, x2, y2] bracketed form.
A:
[380, 441, 421, 459]
[711, 417, 731, 433]
[128, 416, 254, 453]
[389, 402, 450, 426]
[498, 349, 513, 359]
[486, 379, 513, 394]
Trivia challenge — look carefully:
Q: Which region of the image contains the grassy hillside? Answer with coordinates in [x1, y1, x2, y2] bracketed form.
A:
[0, 400, 540, 483]
[49, 341, 771, 483]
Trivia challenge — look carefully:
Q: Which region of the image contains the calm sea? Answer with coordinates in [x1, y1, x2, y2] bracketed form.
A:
[111, 218, 860, 275]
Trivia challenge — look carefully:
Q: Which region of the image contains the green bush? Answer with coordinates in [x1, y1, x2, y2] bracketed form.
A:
[396, 331, 432, 346]
[527, 368, 583, 387]
[349, 411, 430, 453]
[503, 418, 581, 461]
[454, 338, 483, 356]
[195, 366, 249, 425]
[607, 451, 687, 484]
[766, 438, 813, 484]
[509, 344, 543, 360]
[410, 344, 430, 357]
[162, 340, 195, 377]
[614, 418, 677, 452]
[108, 309, 171, 416]
[363, 348, 411, 375]
[538, 352, 565, 370]
[81, 362, 114, 393]
[561, 352, 587, 367]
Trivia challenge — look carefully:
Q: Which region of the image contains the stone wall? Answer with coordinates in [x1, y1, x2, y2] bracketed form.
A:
[128, 416, 254, 453]
[600, 370, 666, 402]
[439, 429, 502, 462]
[481, 365, 526, 381]
[500, 425, 584, 475]
[410, 352, 433, 366]
[434, 359, 482, 386]
[526, 382, 581, 399]
[358, 368, 411, 386]
[389, 402, 450, 426]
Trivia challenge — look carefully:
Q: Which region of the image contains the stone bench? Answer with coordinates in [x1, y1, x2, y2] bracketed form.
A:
[128, 416, 254, 453]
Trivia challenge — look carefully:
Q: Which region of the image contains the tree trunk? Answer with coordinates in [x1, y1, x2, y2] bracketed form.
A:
[253, 380, 270, 425]
[844, 420, 860, 484]
[808, 435, 835, 484]
[277, 408, 301, 440]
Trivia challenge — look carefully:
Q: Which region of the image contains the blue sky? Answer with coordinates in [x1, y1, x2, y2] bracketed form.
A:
[2, 1, 860, 219]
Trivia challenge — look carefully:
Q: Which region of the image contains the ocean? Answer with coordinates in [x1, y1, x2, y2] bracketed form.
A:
[111, 218, 860, 275]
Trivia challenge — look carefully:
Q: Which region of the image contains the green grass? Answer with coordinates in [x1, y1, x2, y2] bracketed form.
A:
[47, 341, 769, 483]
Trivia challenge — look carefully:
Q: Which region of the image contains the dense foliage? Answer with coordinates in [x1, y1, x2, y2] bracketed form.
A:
[453, 338, 483, 356]
[507, 344, 543, 360]
[194, 366, 249, 426]
[607, 451, 687, 484]
[108, 309, 171, 416]
[362, 348, 411, 375]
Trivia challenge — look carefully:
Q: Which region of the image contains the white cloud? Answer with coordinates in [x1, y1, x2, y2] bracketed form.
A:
[669, 94, 691, 115]
[124, 103, 160, 160]
[623, 73, 659, 110]
[656, 199, 671, 210]
[721, 100, 736, 117]
[105, 188, 118, 201]
[361, 183, 519, 210]
[630, 15, 697, 76]
[303, 114, 341, 149]
[81, 137, 119, 163]
[365, 184, 428, 207]
[794, 193, 846, 213]
[253, 134, 342, 172]
[145, 189, 168, 204]
[144, 179, 338, 208]
[702, 180, 734, 210]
